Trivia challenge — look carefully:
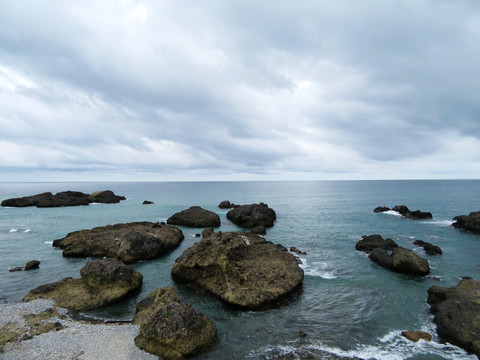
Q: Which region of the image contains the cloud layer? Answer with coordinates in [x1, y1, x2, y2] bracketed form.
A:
[1, 0, 480, 181]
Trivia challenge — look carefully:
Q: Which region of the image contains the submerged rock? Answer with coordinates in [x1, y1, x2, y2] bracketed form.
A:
[413, 240, 442, 256]
[133, 287, 217, 360]
[427, 279, 480, 357]
[171, 230, 304, 309]
[452, 211, 480, 234]
[23, 258, 143, 311]
[167, 206, 221, 228]
[1, 190, 125, 208]
[226, 203, 276, 228]
[52, 221, 184, 264]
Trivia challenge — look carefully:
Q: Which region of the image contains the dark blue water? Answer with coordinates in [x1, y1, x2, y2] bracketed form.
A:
[1, 180, 479, 359]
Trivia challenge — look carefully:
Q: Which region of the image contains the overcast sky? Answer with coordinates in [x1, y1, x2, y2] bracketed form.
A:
[1, 1, 480, 181]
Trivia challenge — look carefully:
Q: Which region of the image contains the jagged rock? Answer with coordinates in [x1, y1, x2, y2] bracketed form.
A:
[142, 200, 154, 205]
[427, 279, 480, 357]
[23, 259, 142, 311]
[391, 205, 433, 220]
[1, 190, 125, 208]
[413, 240, 442, 255]
[24, 260, 40, 270]
[218, 200, 236, 209]
[52, 222, 183, 264]
[373, 206, 390, 213]
[133, 287, 217, 360]
[171, 230, 304, 309]
[167, 206, 220, 228]
[226, 203, 276, 228]
[355, 234, 398, 253]
[452, 211, 480, 234]
[401, 331, 432, 342]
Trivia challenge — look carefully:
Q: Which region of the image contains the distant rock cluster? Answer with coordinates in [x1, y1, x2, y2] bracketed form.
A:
[373, 205, 432, 220]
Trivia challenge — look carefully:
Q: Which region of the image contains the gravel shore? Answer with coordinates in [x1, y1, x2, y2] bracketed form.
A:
[0, 299, 157, 360]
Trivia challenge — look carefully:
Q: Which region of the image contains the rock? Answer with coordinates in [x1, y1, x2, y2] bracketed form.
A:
[290, 247, 307, 255]
[401, 331, 432, 342]
[413, 240, 442, 255]
[167, 206, 221, 228]
[8, 267, 24, 272]
[427, 279, 480, 357]
[452, 211, 480, 234]
[52, 221, 184, 264]
[171, 230, 304, 309]
[142, 200, 154, 205]
[23, 259, 142, 311]
[391, 205, 433, 220]
[370, 247, 430, 276]
[226, 203, 276, 228]
[299, 330, 307, 337]
[355, 234, 398, 253]
[373, 206, 390, 213]
[250, 225, 266, 235]
[218, 200, 236, 209]
[24, 260, 40, 270]
[133, 287, 217, 359]
[1, 190, 125, 208]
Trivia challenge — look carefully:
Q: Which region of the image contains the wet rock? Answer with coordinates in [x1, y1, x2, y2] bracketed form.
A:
[355, 234, 398, 253]
[299, 330, 307, 337]
[290, 247, 307, 255]
[370, 247, 430, 276]
[171, 230, 304, 309]
[23, 259, 143, 311]
[52, 221, 184, 264]
[452, 211, 480, 234]
[133, 287, 217, 360]
[167, 206, 221, 228]
[24, 260, 40, 270]
[1, 190, 125, 207]
[226, 203, 276, 228]
[391, 205, 433, 220]
[218, 200, 236, 209]
[373, 206, 390, 213]
[427, 279, 480, 357]
[413, 240, 442, 255]
[250, 225, 266, 235]
[142, 200, 154, 205]
[401, 331, 432, 342]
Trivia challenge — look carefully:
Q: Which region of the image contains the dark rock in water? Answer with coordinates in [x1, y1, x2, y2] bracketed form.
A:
[401, 331, 432, 342]
[1, 190, 125, 208]
[391, 205, 433, 220]
[171, 230, 304, 309]
[142, 200, 154, 205]
[25, 260, 40, 270]
[195, 233, 201, 237]
[452, 211, 480, 234]
[290, 246, 307, 255]
[218, 200, 236, 209]
[369, 247, 430, 276]
[133, 287, 217, 360]
[8, 266, 24, 272]
[427, 279, 480, 357]
[355, 234, 398, 253]
[226, 203, 276, 228]
[23, 258, 142, 311]
[52, 221, 184, 264]
[251, 225, 266, 235]
[299, 330, 307, 337]
[167, 206, 221, 228]
[275, 244, 288, 252]
[413, 240, 442, 255]
[373, 206, 390, 213]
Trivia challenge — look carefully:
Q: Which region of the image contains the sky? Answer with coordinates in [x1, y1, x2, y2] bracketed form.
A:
[1, 0, 480, 182]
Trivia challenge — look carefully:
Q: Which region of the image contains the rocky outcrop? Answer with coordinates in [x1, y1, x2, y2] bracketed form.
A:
[427, 279, 480, 358]
[23, 259, 143, 311]
[218, 200, 236, 209]
[167, 206, 220, 228]
[373, 205, 432, 220]
[133, 287, 217, 360]
[1, 190, 125, 208]
[9, 260, 40, 272]
[452, 211, 480, 234]
[401, 331, 432, 342]
[413, 240, 442, 255]
[373, 206, 390, 213]
[226, 203, 276, 228]
[142, 200, 154, 205]
[356, 235, 430, 276]
[52, 222, 184, 264]
[171, 230, 304, 309]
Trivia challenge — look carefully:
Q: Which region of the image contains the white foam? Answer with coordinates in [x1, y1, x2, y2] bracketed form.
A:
[44, 241, 53, 245]
[383, 210, 402, 217]
[424, 219, 454, 226]
[9, 228, 18, 233]
[299, 258, 338, 279]
[24, 229, 30, 233]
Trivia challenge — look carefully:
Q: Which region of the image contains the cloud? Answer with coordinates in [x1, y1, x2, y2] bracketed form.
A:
[1, 0, 480, 180]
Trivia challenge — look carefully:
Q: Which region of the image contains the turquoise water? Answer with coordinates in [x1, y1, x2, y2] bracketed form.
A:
[0, 180, 479, 359]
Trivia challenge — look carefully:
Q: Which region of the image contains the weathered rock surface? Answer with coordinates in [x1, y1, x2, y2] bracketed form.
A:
[1, 190, 125, 208]
[133, 287, 217, 360]
[167, 206, 221, 228]
[356, 235, 430, 275]
[171, 230, 304, 309]
[391, 205, 433, 220]
[413, 240, 442, 255]
[23, 259, 143, 311]
[9, 260, 40, 272]
[52, 222, 184, 264]
[427, 279, 480, 358]
[226, 203, 276, 228]
[401, 331, 432, 342]
[452, 211, 480, 234]
[218, 200, 236, 209]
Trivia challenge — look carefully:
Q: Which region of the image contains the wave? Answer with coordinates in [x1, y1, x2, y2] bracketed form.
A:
[24, 229, 30, 233]
[299, 258, 338, 279]
[44, 241, 53, 245]
[383, 210, 402, 217]
[423, 219, 454, 227]
[8, 228, 18, 233]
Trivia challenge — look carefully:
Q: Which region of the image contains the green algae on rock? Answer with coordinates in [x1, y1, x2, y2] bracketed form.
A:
[133, 287, 217, 360]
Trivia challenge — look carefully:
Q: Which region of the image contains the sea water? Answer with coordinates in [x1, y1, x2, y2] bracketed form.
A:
[0, 180, 479, 359]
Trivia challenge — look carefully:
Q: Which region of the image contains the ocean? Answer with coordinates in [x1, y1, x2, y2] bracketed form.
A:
[0, 180, 479, 359]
